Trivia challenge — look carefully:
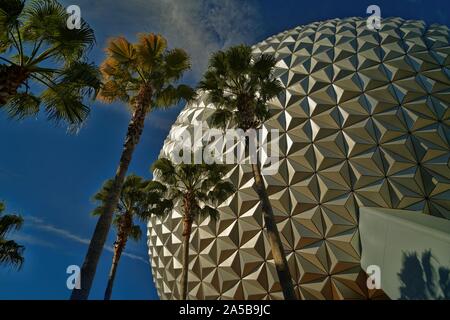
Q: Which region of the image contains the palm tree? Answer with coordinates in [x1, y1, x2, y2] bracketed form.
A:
[152, 157, 235, 300]
[0, 0, 100, 126]
[198, 45, 297, 300]
[92, 175, 172, 300]
[71, 34, 195, 300]
[0, 202, 24, 269]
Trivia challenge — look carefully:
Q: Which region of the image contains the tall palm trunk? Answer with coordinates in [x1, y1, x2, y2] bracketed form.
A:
[104, 213, 131, 300]
[104, 237, 125, 300]
[180, 194, 193, 300]
[0, 65, 29, 105]
[237, 94, 256, 131]
[71, 85, 152, 300]
[251, 162, 297, 300]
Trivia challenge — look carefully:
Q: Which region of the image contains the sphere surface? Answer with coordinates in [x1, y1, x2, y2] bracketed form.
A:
[148, 17, 450, 299]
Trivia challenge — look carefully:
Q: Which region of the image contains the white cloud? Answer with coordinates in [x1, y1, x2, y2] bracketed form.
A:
[11, 233, 57, 249]
[25, 215, 149, 264]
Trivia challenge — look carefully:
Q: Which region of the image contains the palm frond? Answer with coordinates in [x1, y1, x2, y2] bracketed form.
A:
[2, 92, 40, 119]
[98, 80, 129, 103]
[93, 174, 174, 242]
[93, 179, 114, 202]
[91, 179, 114, 216]
[22, 0, 65, 42]
[100, 57, 124, 78]
[209, 181, 235, 204]
[137, 33, 166, 58]
[105, 36, 137, 65]
[199, 45, 281, 132]
[98, 33, 193, 112]
[23, 0, 95, 62]
[136, 33, 166, 71]
[111, 213, 122, 228]
[57, 61, 101, 98]
[40, 83, 90, 125]
[154, 84, 196, 108]
[260, 78, 283, 101]
[198, 70, 223, 92]
[254, 100, 270, 124]
[209, 50, 228, 76]
[121, 174, 144, 190]
[0, 0, 24, 54]
[163, 48, 191, 80]
[0, 30, 11, 53]
[0, 0, 25, 30]
[29, 61, 99, 126]
[209, 108, 233, 130]
[252, 53, 277, 78]
[129, 225, 142, 241]
[152, 158, 177, 184]
[0, 213, 23, 237]
[50, 21, 95, 62]
[0, 201, 24, 270]
[227, 44, 252, 75]
[144, 180, 167, 193]
[151, 157, 234, 222]
[166, 188, 183, 202]
[0, 0, 98, 128]
[0, 239, 24, 269]
[199, 205, 219, 220]
[148, 198, 173, 217]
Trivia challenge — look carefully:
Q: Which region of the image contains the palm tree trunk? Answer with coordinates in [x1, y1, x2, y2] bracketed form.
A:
[0, 65, 29, 105]
[70, 86, 152, 300]
[104, 238, 125, 300]
[180, 196, 193, 300]
[251, 162, 297, 300]
[104, 212, 131, 300]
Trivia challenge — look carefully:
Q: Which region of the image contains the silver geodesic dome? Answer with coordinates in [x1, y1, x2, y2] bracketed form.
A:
[147, 17, 450, 300]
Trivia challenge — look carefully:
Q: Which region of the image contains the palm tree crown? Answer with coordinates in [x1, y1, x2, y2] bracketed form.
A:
[152, 158, 235, 219]
[98, 33, 195, 111]
[199, 44, 283, 131]
[0, 0, 101, 126]
[0, 201, 24, 269]
[93, 174, 172, 238]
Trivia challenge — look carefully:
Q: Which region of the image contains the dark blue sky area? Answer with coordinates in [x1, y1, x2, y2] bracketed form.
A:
[0, 0, 448, 300]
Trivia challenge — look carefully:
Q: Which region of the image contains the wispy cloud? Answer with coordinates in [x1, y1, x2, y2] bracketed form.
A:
[11, 233, 58, 249]
[24, 216, 149, 264]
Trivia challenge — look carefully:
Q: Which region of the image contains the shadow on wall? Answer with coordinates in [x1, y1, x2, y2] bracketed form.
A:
[398, 250, 450, 300]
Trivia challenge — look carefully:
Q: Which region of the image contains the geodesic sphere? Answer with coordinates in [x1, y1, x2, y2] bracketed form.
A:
[147, 17, 450, 300]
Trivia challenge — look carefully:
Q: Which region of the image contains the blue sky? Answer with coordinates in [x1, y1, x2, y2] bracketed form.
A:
[0, 0, 449, 300]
